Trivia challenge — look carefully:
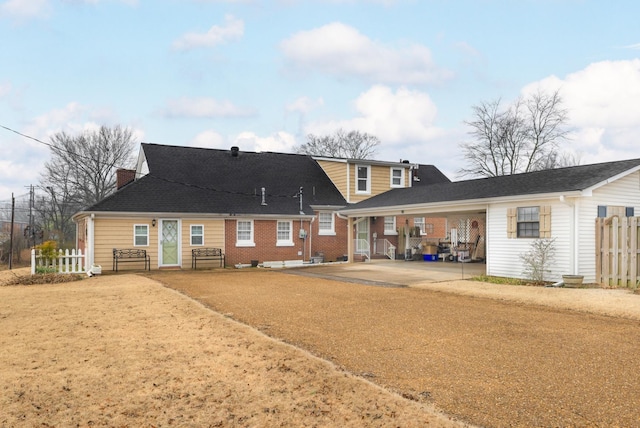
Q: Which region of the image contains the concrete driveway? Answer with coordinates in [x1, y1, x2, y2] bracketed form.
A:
[286, 259, 486, 287]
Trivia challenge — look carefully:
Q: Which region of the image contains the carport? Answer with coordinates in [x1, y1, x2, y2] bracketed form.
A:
[342, 206, 488, 272]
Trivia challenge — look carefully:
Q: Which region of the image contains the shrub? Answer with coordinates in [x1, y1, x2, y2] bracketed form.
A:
[520, 238, 556, 284]
[36, 240, 58, 263]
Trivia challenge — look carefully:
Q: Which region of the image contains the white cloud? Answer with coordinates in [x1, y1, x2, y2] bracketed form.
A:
[189, 130, 226, 148]
[233, 131, 297, 153]
[0, 82, 11, 97]
[622, 43, 640, 50]
[161, 97, 256, 118]
[0, 103, 99, 196]
[0, 0, 51, 19]
[280, 22, 451, 84]
[524, 59, 640, 163]
[285, 96, 324, 114]
[0, 0, 137, 20]
[306, 85, 441, 143]
[172, 15, 244, 51]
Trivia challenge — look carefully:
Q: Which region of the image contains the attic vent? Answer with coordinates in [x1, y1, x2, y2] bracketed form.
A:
[230, 146, 239, 157]
[261, 187, 267, 206]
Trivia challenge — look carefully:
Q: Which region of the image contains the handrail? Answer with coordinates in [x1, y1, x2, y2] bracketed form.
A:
[353, 239, 370, 261]
[381, 239, 396, 260]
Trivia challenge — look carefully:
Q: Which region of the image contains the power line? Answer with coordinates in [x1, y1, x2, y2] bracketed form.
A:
[0, 124, 56, 150]
[0, 123, 132, 169]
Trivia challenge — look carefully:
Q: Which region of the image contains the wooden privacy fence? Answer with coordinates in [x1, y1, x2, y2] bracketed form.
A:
[596, 216, 639, 288]
[31, 248, 85, 275]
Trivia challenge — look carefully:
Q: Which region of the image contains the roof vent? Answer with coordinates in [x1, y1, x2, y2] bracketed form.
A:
[230, 146, 239, 157]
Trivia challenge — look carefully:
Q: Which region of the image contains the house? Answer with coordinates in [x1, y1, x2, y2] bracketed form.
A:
[310, 156, 450, 260]
[73, 143, 448, 270]
[339, 158, 640, 283]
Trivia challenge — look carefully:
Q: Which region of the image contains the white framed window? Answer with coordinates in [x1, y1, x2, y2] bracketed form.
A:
[517, 206, 540, 238]
[390, 168, 404, 187]
[318, 212, 335, 235]
[356, 165, 371, 194]
[384, 216, 397, 235]
[508, 206, 551, 239]
[276, 220, 294, 246]
[236, 220, 255, 247]
[190, 225, 204, 246]
[414, 217, 426, 235]
[134, 224, 149, 246]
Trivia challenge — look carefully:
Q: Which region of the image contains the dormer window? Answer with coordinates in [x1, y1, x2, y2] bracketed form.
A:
[356, 165, 371, 194]
[390, 168, 404, 187]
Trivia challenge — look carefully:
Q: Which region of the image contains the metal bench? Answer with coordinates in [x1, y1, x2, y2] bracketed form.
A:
[192, 248, 225, 269]
[112, 248, 151, 272]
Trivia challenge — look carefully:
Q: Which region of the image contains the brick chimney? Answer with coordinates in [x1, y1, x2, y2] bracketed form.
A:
[116, 169, 136, 190]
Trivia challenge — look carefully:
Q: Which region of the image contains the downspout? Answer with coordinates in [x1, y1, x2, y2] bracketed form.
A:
[309, 216, 315, 261]
[88, 213, 95, 268]
[559, 195, 578, 275]
[347, 217, 354, 263]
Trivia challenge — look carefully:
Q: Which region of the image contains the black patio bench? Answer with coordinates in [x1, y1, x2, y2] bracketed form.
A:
[113, 248, 151, 272]
[192, 247, 225, 269]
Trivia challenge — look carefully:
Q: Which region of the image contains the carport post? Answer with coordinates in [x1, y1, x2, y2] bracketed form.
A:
[347, 216, 354, 263]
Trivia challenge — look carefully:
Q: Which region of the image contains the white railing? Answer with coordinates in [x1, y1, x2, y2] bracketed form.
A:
[31, 249, 85, 275]
[354, 239, 370, 261]
[381, 239, 396, 260]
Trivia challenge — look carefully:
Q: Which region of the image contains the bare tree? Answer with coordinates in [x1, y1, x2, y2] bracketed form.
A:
[38, 125, 137, 245]
[295, 129, 380, 159]
[459, 89, 572, 177]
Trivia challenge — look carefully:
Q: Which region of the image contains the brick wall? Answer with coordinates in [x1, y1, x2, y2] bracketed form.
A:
[223, 215, 449, 265]
[225, 219, 311, 265]
[310, 215, 349, 262]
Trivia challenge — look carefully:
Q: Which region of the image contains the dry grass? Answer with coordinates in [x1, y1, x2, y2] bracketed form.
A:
[0, 272, 463, 427]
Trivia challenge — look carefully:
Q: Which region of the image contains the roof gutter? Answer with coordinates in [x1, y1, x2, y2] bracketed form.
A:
[338, 191, 583, 217]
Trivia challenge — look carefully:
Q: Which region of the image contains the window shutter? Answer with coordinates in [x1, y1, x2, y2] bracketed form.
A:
[507, 208, 517, 238]
[539, 205, 551, 238]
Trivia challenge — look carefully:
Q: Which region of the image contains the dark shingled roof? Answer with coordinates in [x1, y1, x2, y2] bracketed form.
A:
[343, 158, 640, 211]
[87, 143, 347, 215]
[412, 164, 451, 185]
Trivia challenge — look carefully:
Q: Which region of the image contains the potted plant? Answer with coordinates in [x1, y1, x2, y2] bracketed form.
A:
[562, 275, 584, 287]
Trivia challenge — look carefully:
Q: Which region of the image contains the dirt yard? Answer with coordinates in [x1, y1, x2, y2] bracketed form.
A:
[0, 269, 463, 427]
[2, 266, 640, 427]
[147, 268, 640, 428]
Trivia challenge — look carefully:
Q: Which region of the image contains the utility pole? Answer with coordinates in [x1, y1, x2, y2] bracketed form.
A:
[29, 185, 34, 248]
[9, 193, 14, 270]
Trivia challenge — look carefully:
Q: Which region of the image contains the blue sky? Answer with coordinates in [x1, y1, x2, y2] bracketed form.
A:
[1, 0, 640, 203]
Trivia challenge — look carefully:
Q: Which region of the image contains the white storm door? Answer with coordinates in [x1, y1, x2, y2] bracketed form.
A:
[160, 219, 180, 266]
[356, 220, 369, 253]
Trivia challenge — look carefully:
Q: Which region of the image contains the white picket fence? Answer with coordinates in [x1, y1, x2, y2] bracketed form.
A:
[31, 248, 85, 275]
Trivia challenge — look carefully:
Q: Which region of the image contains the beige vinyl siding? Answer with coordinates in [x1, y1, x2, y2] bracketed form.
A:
[93, 217, 225, 270]
[94, 217, 159, 270]
[316, 160, 348, 200]
[350, 164, 405, 203]
[180, 219, 225, 266]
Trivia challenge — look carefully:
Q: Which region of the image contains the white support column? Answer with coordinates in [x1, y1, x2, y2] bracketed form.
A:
[347, 216, 354, 263]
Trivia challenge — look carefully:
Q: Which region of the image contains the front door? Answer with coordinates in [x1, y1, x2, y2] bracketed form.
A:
[160, 220, 180, 266]
[356, 219, 370, 255]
